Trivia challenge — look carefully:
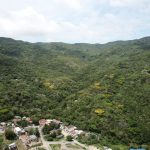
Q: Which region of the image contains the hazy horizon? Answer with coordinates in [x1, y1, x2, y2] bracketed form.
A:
[0, 0, 150, 43]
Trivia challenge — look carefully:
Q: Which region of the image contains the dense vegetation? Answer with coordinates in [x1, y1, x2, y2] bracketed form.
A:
[0, 37, 150, 146]
[5, 129, 17, 140]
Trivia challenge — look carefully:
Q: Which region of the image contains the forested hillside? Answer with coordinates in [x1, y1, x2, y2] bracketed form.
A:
[0, 37, 150, 145]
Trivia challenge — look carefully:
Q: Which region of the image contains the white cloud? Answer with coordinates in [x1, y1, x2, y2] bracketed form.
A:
[109, 0, 149, 7]
[0, 0, 149, 43]
[54, 0, 83, 10]
[0, 7, 61, 39]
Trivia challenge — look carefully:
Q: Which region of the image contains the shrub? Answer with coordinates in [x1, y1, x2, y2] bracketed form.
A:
[66, 135, 73, 141]
[5, 129, 17, 140]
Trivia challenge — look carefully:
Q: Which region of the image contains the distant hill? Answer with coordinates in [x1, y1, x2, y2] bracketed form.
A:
[0, 36, 150, 145]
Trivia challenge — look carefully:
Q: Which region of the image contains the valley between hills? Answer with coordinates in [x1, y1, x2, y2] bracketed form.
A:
[0, 37, 150, 149]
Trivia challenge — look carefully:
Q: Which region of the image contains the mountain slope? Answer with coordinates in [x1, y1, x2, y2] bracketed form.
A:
[0, 37, 150, 145]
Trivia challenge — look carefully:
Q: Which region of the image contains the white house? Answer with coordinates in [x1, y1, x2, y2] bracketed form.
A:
[14, 127, 22, 135]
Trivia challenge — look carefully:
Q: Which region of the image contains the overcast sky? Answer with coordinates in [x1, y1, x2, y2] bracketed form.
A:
[0, 0, 150, 43]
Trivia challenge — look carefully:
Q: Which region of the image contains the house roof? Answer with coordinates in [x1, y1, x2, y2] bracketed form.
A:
[46, 119, 53, 124]
[14, 116, 21, 119]
[22, 116, 27, 120]
[52, 119, 62, 124]
[9, 143, 16, 148]
[14, 127, 21, 132]
[0, 122, 6, 126]
[29, 135, 37, 140]
[66, 125, 77, 130]
[26, 117, 32, 122]
[19, 134, 29, 143]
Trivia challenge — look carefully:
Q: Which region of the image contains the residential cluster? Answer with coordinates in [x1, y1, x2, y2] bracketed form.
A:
[0, 116, 85, 150]
[39, 118, 84, 138]
[0, 116, 41, 150]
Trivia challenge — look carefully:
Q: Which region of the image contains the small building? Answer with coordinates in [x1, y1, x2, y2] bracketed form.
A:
[29, 135, 38, 142]
[52, 119, 62, 124]
[21, 129, 25, 134]
[0, 127, 4, 133]
[14, 127, 22, 135]
[60, 124, 65, 130]
[26, 117, 32, 123]
[7, 122, 12, 127]
[46, 119, 53, 124]
[0, 122, 6, 126]
[8, 143, 17, 150]
[75, 130, 84, 135]
[22, 116, 27, 120]
[19, 133, 30, 145]
[13, 118, 21, 125]
[14, 116, 21, 119]
[65, 125, 77, 133]
[70, 130, 84, 138]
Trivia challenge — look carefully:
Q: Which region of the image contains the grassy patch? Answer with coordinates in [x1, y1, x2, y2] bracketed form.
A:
[110, 145, 128, 150]
[0, 134, 4, 149]
[50, 144, 61, 150]
[66, 143, 85, 149]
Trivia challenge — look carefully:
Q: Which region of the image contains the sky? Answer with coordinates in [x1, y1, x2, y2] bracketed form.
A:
[0, 0, 150, 43]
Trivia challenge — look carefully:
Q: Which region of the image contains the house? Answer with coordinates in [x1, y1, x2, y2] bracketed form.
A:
[26, 117, 32, 123]
[22, 116, 27, 120]
[69, 130, 76, 137]
[0, 122, 6, 126]
[52, 119, 62, 124]
[13, 118, 21, 125]
[13, 116, 22, 124]
[62, 125, 83, 138]
[14, 116, 21, 119]
[29, 135, 38, 142]
[14, 127, 22, 135]
[39, 119, 46, 126]
[7, 122, 12, 127]
[68, 130, 83, 138]
[46, 119, 53, 124]
[71, 130, 84, 137]
[64, 125, 77, 133]
[60, 124, 65, 130]
[19, 133, 30, 145]
[0, 126, 4, 133]
[8, 143, 17, 150]
[75, 130, 84, 135]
